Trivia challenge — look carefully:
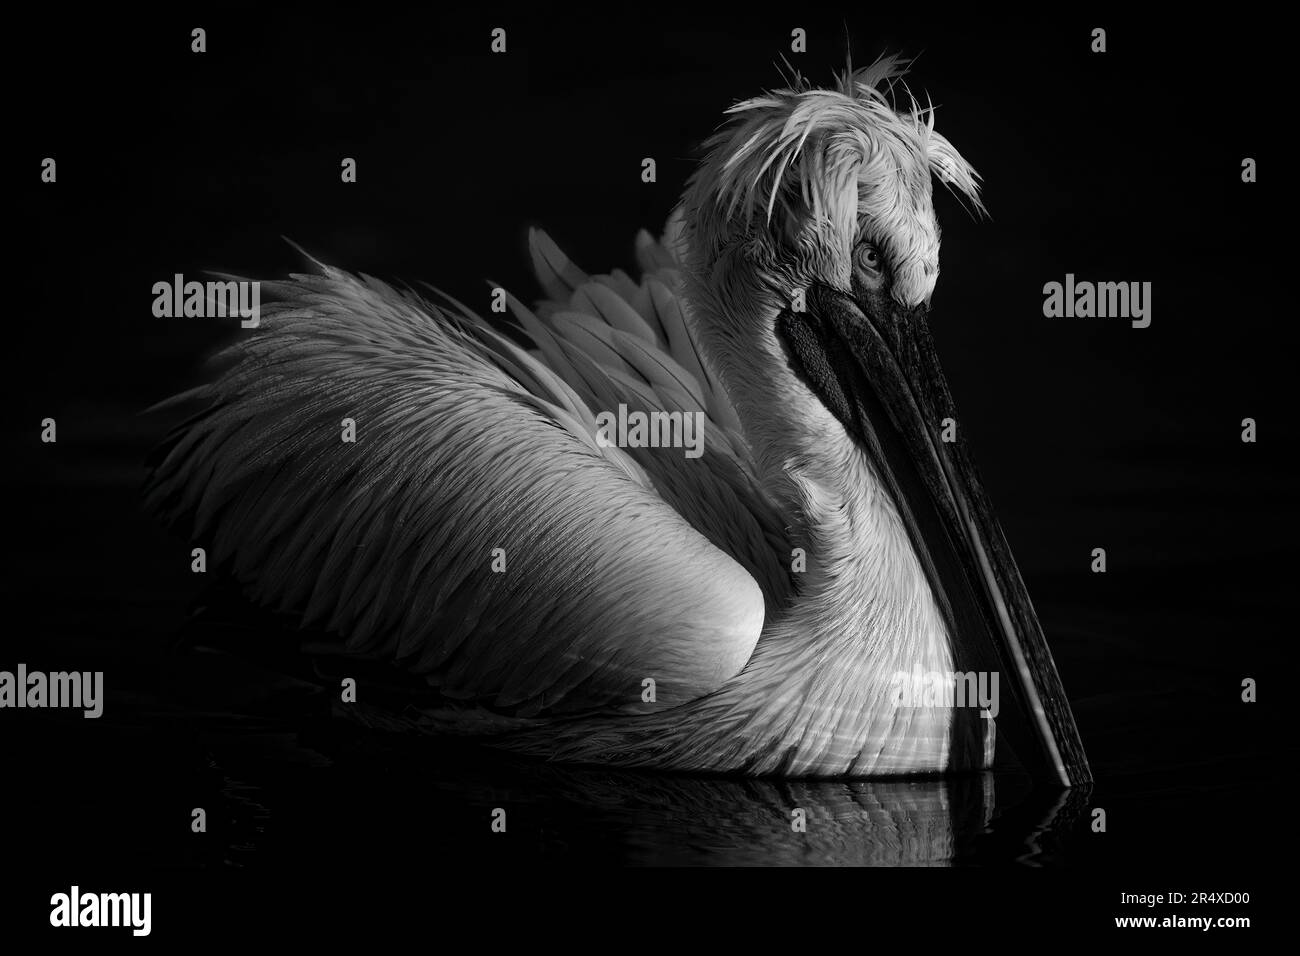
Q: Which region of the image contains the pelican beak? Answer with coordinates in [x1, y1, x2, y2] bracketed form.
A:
[777, 283, 1091, 786]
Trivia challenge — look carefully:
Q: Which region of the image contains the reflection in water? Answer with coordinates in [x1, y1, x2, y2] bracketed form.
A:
[147, 639, 1093, 868]
[202, 719, 1090, 867]
[443, 761, 995, 866]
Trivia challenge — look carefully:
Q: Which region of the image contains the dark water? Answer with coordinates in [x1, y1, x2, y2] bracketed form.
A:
[11, 665, 1089, 870]
[9, 676, 1085, 870]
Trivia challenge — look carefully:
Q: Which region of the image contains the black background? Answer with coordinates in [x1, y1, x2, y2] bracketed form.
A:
[5, 5, 1290, 936]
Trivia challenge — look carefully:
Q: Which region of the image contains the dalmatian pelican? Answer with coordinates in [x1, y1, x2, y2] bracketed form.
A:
[147, 55, 1090, 784]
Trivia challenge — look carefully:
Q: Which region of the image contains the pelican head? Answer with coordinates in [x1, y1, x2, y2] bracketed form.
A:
[682, 55, 978, 301]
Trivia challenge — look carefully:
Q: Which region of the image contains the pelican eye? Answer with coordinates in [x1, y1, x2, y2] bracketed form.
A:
[855, 243, 882, 276]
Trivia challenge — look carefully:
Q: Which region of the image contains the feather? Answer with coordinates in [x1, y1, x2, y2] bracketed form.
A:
[528, 227, 589, 303]
[146, 265, 766, 716]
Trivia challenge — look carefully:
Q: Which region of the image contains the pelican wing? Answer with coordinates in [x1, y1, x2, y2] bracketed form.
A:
[146, 259, 768, 717]
[518, 228, 791, 606]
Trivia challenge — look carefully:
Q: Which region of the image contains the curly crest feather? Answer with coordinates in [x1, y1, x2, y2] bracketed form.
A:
[680, 53, 984, 305]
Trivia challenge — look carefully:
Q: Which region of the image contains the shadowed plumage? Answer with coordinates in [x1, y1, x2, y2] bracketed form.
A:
[147, 54, 1089, 782]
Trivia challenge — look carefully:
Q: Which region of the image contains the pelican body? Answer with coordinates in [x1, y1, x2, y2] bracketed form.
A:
[148, 56, 1089, 783]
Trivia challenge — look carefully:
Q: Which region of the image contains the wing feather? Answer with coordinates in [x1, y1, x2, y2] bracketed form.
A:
[147, 264, 766, 716]
[520, 228, 792, 607]
[528, 227, 590, 302]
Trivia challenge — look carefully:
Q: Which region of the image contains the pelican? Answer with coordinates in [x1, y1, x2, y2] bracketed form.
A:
[147, 55, 1089, 784]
